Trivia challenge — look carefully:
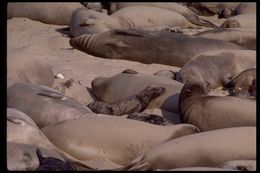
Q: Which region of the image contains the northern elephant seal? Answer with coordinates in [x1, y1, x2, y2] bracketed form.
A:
[7, 82, 91, 128]
[41, 116, 199, 166]
[179, 81, 256, 131]
[108, 3, 217, 28]
[70, 6, 198, 36]
[220, 13, 256, 28]
[218, 3, 256, 18]
[125, 127, 256, 170]
[69, 29, 242, 67]
[219, 160, 256, 171]
[177, 50, 256, 90]
[7, 3, 84, 25]
[91, 71, 184, 113]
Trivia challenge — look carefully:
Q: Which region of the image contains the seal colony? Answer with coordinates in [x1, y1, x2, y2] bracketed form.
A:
[7, 2, 256, 171]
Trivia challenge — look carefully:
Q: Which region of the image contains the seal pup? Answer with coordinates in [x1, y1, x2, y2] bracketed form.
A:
[7, 82, 91, 128]
[87, 85, 165, 116]
[70, 29, 242, 67]
[177, 50, 256, 90]
[125, 127, 256, 170]
[179, 81, 256, 131]
[7, 3, 84, 25]
[42, 115, 199, 166]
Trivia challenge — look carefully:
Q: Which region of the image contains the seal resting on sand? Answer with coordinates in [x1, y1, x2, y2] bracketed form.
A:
[69, 29, 242, 67]
[179, 81, 256, 131]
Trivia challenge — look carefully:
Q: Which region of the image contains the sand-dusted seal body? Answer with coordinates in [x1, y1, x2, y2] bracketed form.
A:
[70, 29, 242, 67]
[125, 127, 256, 170]
[41, 116, 199, 166]
[87, 85, 165, 116]
[177, 50, 256, 90]
[91, 72, 184, 113]
[7, 3, 84, 25]
[7, 82, 91, 128]
[179, 81, 256, 131]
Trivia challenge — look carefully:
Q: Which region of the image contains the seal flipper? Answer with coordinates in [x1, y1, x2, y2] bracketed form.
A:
[37, 92, 66, 100]
[114, 29, 144, 37]
[122, 69, 138, 74]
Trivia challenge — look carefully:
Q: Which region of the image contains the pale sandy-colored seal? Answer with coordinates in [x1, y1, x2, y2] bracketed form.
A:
[125, 127, 256, 170]
[179, 81, 256, 131]
[91, 71, 184, 113]
[7, 3, 84, 25]
[108, 3, 217, 28]
[70, 6, 198, 36]
[69, 29, 242, 67]
[177, 50, 256, 90]
[87, 85, 165, 116]
[41, 115, 199, 166]
[7, 81, 91, 128]
[219, 160, 256, 171]
[226, 68, 256, 98]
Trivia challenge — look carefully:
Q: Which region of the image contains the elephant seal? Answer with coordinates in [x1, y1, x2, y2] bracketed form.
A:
[226, 68, 256, 98]
[194, 28, 256, 50]
[7, 82, 91, 128]
[218, 3, 256, 18]
[220, 13, 256, 28]
[7, 3, 84, 25]
[219, 160, 256, 171]
[87, 85, 165, 116]
[70, 6, 198, 36]
[108, 3, 217, 28]
[125, 127, 256, 170]
[7, 108, 38, 128]
[69, 29, 242, 67]
[177, 50, 256, 90]
[7, 51, 54, 87]
[41, 116, 199, 166]
[91, 71, 184, 113]
[220, 19, 241, 28]
[179, 81, 256, 131]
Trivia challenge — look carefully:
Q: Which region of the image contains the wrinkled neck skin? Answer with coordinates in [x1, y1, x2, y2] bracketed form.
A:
[116, 16, 136, 29]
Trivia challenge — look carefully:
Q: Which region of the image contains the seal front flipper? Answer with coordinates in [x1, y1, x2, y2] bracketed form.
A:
[37, 92, 66, 100]
[122, 69, 138, 74]
[114, 29, 144, 37]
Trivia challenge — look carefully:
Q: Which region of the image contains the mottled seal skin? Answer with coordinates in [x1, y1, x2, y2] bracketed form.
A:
[179, 81, 256, 131]
[42, 115, 199, 166]
[87, 85, 165, 116]
[70, 6, 198, 36]
[194, 28, 256, 50]
[91, 72, 184, 113]
[36, 149, 77, 171]
[7, 82, 91, 128]
[70, 29, 242, 67]
[220, 13, 256, 28]
[219, 160, 256, 171]
[108, 2, 217, 28]
[218, 3, 256, 18]
[177, 50, 256, 90]
[153, 69, 176, 80]
[220, 19, 241, 28]
[7, 3, 84, 25]
[125, 127, 256, 171]
[226, 68, 256, 98]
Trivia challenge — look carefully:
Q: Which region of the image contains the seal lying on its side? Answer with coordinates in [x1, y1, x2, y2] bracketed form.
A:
[7, 81, 91, 128]
[70, 29, 242, 67]
[91, 71, 183, 113]
[87, 85, 165, 116]
[7, 3, 84, 25]
[179, 81, 256, 131]
[42, 116, 199, 166]
[125, 127, 256, 170]
[177, 50, 256, 90]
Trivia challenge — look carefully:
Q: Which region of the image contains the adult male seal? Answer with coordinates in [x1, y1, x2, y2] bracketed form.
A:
[70, 6, 198, 36]
[70, 29, 242, 67]
[7, 81, 91, 128]
[90, 71, 184, 113]
[179, 81, 256, 131]
[41, 115, 199, 166]
[177, 50, 256, 90]
[125, 127, 256, 170]
[7, 3, 84, 25]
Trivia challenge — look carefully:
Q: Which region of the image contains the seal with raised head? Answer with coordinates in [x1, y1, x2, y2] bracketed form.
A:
[7, 81, 91, 128]
[7, 3, 84, 25]
[70, 6, 198, 36]
[41, 115, 199, 166]
[90, 71, 184, 113]
[70, 29, 242, 67]
[179, 81, 256, 131]
[177, 50, 256, 90]
[125, 127, 256, 170]
[87, 85, 165, 116]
